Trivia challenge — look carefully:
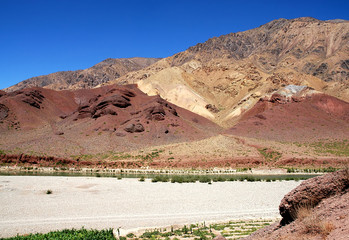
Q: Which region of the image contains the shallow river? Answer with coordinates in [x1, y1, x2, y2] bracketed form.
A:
[0, 176, 301, 237]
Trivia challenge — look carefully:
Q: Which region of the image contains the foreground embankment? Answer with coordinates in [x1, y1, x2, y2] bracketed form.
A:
[243, 169, 349, 239]
[1, 152, 348, 170]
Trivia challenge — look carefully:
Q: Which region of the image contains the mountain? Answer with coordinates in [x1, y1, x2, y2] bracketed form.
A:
[4, 57, 160, 92]
[0, 17, 348, 169]
[109, 17, 349, 127]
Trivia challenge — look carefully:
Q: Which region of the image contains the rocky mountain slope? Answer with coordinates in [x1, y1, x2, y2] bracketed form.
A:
[109, 17, 349, 127]
[4, 57, 160, 92]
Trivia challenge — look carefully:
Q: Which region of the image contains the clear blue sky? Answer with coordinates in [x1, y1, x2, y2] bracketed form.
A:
[1, 0, 348, 89]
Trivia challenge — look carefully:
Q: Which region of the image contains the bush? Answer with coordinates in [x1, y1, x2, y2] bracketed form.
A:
[126, 233, 135, 238]
[199, 176, 211, 183]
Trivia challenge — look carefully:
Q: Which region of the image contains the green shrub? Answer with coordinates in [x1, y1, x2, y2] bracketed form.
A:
[139, 176, 145, 182]
[199, 176, 211, 183]
[126, 233, 135, 238]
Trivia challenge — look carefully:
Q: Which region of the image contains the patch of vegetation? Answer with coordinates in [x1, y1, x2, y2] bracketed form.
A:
[286, 166, 338, 173]
[294, 204, 335, 237]
[293, 140, 349, 157]
[46, 189, 52, 194]
[151, 175, 170, 182]
[258, 148, 282, 161]
[126, 233, 135, 238]
[138, 174, 313, 184]
[310, 140, 349, 156]
[136, 220, 273, 240]
[2, 228, 115, 240]
[71, 149, 164, 162]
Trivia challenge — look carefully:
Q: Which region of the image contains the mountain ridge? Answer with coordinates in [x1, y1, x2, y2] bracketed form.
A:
[4, 57, 161, 92]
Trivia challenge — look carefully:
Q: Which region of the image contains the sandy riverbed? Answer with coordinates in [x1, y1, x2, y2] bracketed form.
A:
[0, 176, 301, 237]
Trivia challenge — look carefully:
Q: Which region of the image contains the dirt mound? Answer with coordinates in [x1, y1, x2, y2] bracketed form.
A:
[226, 89, 349, 141]
[243, 170, 349, 240]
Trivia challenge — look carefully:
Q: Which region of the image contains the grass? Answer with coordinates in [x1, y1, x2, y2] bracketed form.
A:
[136, 219, 273, 239]
[1, 228, 115, 240]
[293, 204, 336, 237]
[133, 220, 272, 240]
[310, 140, 349, 156]
[0, 220, 276, 240]
[293, 140, 349, 157]
[139, 174, 313, 184]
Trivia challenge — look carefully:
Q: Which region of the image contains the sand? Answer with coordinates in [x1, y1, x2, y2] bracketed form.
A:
[0, 176, 301, 237]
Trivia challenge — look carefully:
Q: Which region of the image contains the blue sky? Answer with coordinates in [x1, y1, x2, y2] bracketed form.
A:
[1, 0, 348, 90]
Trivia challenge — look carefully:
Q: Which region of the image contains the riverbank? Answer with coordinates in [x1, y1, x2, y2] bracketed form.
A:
[0, 165, 325, 183]
[0, 165, 331, 176]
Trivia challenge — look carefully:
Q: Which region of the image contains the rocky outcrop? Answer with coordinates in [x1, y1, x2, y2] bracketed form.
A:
[0, 104, 9, 120]
[124, 123, 144, 133]
[20, 90, 45, 109]
[243, 170, 349, 239]
[279, 170, 349, 225]
[75, 89, 134, 120]
[144, 99, 178, 121]
[0, 90, 6, 97]
[260, 85, 314, 104]
[205, 104, 220, 113]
